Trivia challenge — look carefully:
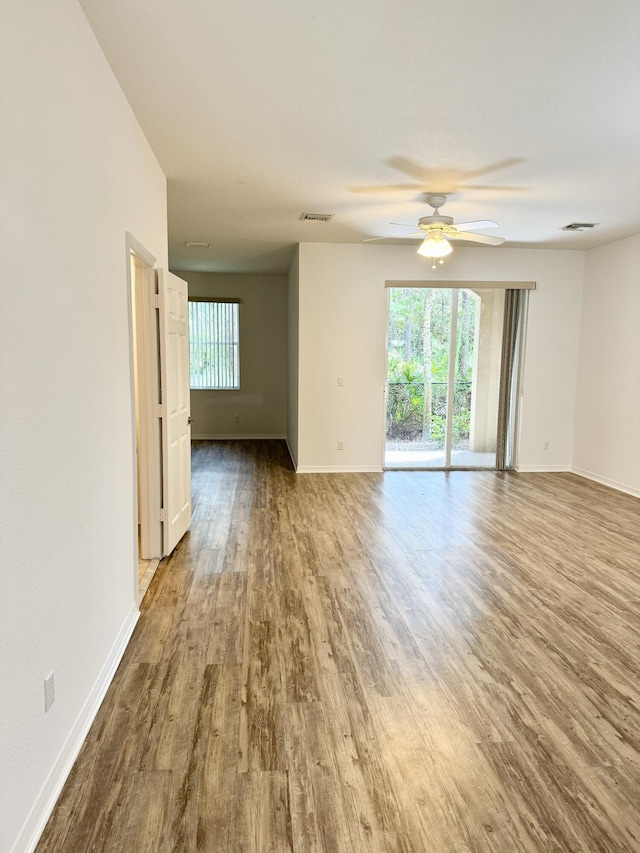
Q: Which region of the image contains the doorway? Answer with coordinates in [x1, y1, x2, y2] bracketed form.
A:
[127, 235, 163, 601]
[385, 285, 521, 470]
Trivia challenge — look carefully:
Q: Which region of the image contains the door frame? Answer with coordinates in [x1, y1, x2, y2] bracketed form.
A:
[126, 233, 163, 597]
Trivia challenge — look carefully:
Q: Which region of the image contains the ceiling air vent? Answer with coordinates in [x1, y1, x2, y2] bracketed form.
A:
[561, 222, 599, 232]
[300, 212, 333, 222]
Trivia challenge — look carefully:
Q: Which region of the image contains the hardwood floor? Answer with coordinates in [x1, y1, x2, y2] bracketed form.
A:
[38, 440, 640, 852]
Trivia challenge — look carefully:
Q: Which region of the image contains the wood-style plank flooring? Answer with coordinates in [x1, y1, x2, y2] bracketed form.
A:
[38, 440, 640, 851]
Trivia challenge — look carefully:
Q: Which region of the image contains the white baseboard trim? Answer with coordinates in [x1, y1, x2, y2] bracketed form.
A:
[571, 467, 640, 499]
[296, 465, 383, 474]
[285, 439, 298, 471]
[12, 605, 140, 853]
[515, 464, 572, 473]
[191, 434, 286, 440]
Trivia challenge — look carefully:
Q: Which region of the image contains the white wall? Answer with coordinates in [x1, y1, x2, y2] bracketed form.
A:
[287, 250, 300, 466]
[176, 272, 288, 439]
[0, 2, 168, 850]
[572, 233, 640, 496]
[295, 243, 584, 472]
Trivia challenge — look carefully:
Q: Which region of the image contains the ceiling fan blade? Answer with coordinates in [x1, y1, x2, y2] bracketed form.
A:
[364, 231, 424, 242]
[351, 183, 425, 194]
[458, 184, 528, 192]
[449, 231, 505, 246]
[455, 219, 499, 231]
[385, 156, 433, 183]
[461, 157, 525, 180]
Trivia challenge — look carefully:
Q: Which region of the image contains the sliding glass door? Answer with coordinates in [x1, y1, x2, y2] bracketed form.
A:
[385, 286, 511, 470]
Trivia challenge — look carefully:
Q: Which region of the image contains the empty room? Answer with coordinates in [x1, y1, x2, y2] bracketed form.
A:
[2, 1, 640, 851]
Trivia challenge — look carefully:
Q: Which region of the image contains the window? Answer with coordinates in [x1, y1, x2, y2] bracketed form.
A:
[188, 298, 241, 390]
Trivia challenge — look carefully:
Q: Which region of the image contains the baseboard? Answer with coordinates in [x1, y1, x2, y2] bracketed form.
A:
[571, 467, 640, 499]
[191, 434, 286, 440]
[12, 605, 140, 853]
[296, 465, 383, 474]
[515, 464, 572, 473]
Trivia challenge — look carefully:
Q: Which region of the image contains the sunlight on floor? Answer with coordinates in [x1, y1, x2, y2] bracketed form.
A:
[138, 556, 160, 602]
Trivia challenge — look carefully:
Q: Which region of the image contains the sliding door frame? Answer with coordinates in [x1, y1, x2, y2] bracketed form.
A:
[443, 288, 459, 469]
[383, 279, 535, 472]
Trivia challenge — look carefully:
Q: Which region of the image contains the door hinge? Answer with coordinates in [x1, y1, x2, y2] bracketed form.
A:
[157, 508, 166, 523]
[152, 294, 160, 309]
[157, 403, 165, 418]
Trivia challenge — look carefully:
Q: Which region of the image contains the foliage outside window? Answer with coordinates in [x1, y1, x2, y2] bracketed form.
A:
[189, 299, 240, 390]
[387, 288, 476, 443]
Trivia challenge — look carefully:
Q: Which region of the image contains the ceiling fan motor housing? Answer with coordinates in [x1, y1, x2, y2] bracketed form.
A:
[419, 215, 454, 230]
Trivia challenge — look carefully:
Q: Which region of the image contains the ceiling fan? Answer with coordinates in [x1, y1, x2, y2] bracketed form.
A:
[365, 195, 505, 268]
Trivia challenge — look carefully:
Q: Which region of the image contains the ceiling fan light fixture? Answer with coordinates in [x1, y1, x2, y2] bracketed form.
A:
[417, 233, 453, 268]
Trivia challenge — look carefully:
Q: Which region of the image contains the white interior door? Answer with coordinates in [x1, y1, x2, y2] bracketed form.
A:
[158, 269, 192, 554]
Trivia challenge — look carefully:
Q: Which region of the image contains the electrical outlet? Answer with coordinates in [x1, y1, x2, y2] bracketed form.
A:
[44, 671, 55, 712]
[543, 440, 550, 450]
[337, 441, 344, 451]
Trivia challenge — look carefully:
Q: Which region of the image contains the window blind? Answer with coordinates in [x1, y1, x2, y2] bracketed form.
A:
[188, 299, 240, 390]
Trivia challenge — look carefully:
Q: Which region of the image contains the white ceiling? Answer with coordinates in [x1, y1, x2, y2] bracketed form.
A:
[79, 0, 640, 274]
